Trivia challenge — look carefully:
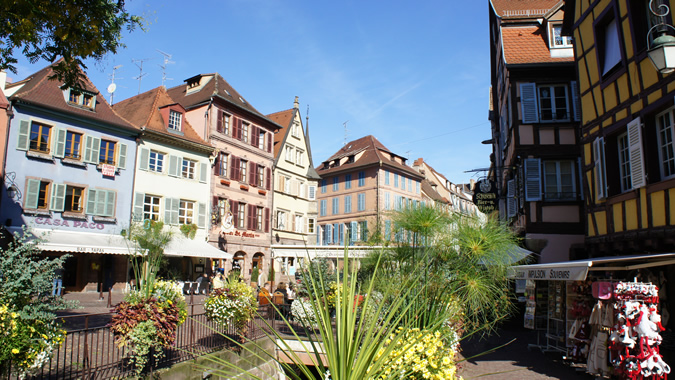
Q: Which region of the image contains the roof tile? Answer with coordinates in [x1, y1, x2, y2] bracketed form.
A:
[502, 26, 573, 64]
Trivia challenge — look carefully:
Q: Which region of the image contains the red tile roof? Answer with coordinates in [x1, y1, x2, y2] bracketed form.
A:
[7, 61, 136, 131]
[491, 0, 562, 18]
[113, 87, 211, 148]
[317, 135, 423, 179]
[502, 26, 573, 64]
[266, 108, 294, 157]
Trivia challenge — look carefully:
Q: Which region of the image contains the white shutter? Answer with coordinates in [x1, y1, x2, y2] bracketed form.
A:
[49, 183, 66, 211]
[520, 83, 539, 123]
[524, 158, 542, 201]
[593, 137, 607, 200]
[507, 179, 517, 218]
[199, 162, 208, 183]
[117, 143, 128, 169]
[54, 128, 66, 158]
[627, 117, 646, 189]
[164, 198, 173, 224]
[571, 81, 581, 122]
[198, 202, 207, 228]
[133, 192, 144, 221]
[139, 148, 149, 171]
[91, 137, 101, 164]
[168, 155, 179, 177]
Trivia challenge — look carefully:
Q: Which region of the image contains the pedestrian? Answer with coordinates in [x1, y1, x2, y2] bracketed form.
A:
[196, 273, 210, 294]
[213, 270, 225, 290]
[52, 266, 64, 296]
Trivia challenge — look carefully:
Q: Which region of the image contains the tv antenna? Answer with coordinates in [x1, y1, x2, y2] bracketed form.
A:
[343, 121, 349, 146]
[107, 65, 123, 105]
[156, 49, 174, 87]
[132, 58, 151, 95]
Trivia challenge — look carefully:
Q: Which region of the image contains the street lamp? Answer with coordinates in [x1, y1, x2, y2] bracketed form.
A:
[647, 0, 675, 74]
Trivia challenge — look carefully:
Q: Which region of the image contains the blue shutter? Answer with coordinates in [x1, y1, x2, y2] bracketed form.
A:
[384, 170, 390, 185]
[520, 83, 539, 123]
[524, 158, 542, 201]
[339, 223, 344, 246]
[385, 220, 391, 241]
[333, 223, 339, 244]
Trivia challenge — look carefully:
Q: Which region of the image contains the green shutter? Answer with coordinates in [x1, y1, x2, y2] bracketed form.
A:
[95, 190, 106, 216]
[171, 198, 179, 225]
[24, 179, 41, 209]
[49, 183, 66, 211]
[168, 155, 179, 177]
[117, 143, 128, 169]
[54, 128, 66, 158]
[199, 162, 208, 183]
[86, 189, 97, 214]
[91, 137, 101, 164]
[164, 198, 173, 224]
[83, 135, 94, 163]
[133, 192, 144, 221]
[104, 191, 116, 217]
[198, 202, 206, 228]
[139, 148, 149, 171]
[17, 120, 30, 151]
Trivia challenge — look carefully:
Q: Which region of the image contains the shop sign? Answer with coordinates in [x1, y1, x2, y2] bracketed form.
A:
[472, 180, 498, 214]
[222, 231, 259, 239]
[508, 266, 588, 281]
[34, 217, 105, 230]
[101, 164, 116, 177]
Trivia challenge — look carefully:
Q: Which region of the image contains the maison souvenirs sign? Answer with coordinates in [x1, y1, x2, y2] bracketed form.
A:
[472, 180, 498, 214]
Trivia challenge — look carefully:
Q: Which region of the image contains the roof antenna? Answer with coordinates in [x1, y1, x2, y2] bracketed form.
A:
[343, 120, 349, 146]
[132, 58, 151, 95]
[107, 65, 123, 105]
[305, 104, 310, 135]
[156, 49, 174, 87]
[405, 150, 411, 161]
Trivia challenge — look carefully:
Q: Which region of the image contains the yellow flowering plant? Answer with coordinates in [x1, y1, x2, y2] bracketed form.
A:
[204, 277, 257, 337]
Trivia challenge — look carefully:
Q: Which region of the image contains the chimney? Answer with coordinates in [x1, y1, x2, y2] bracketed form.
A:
[293, 96, 299, 109]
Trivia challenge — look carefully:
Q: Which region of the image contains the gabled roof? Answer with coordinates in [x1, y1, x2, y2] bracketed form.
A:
[166, 73, 281, 130]
[317, 135, 423, 179]
[7, 60, 136, 131]
[113, 86, 211, 150]
[267, 104, 320, 180]
[491, 0, 562, 19]
[502, 25, 574, 64]
[421, 179, 449, 204]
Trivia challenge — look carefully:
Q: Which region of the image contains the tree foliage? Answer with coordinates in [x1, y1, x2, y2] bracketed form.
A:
[0, 0, 143, 87]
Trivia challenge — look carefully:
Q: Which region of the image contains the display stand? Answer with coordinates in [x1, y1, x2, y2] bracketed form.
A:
[526, 280, 549, 351]
[545, 281, 568, 354]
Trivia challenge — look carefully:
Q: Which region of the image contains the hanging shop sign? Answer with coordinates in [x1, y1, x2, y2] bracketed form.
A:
[101, 164, 116, 177]
[472, 180, 498, 214]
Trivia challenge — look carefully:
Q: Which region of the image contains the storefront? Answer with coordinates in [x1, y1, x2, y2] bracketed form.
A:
[163, 236, 232, 281]
[509, 254, 675, 378]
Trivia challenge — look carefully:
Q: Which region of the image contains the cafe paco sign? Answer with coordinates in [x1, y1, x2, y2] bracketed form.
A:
[472, 180, 498, 214]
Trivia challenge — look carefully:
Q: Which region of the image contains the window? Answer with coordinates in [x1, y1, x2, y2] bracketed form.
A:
[618, 133, 632, 192]
[394, 173, 399, 187]
[256, 207, 264, 231]
[258, 130, 265, 150]
[168, 110, 182, 131]
[359, 221, 368, 241]
[277, 210, 287, 230]
[630, 0, 669, 53]
[357, 193, 366, 211]
[83, 94, 94, 108]
[308, 185, 316, 200]
[218, 152, 228, 177]
[358, 171, 365, 187]
[144, 195, 161, 221]
[67, 89, 95, 110]
[292, 121, 300, 138]
[345, 195, 352, 213]
[179, 200, 195, 224]
[219, 112, 231, 134]
[321, 179, 327, 193]
[295, 214, 304, 233]
[384, 192, 390, 210]
[332, 197, 339, 215]
[24, 179, 50, 210]
[149, 151, 164, 173]
[550, 24, 573, 48]
[29, 122, 52, 153]
[99, 140, 116, 165]
[333, 177, 339, 191]
[296, 149, 304, 166]
[242, 122, 249, 143]
[401, 176, 406, 191]
[416, 181, 420, 194]
[543, 160, 576, 200]
[238, 203, 246, 228]
[658, 109, 675, 179]
[596, 10, 623, 76]
[257, 166, 265, 187]
[384, 170, 390, 185]
[285, 146, 293, 161]
[307, 218, 315, 234]
[345, 174, 352, 189]
[538, 85, 569, 121]
[239, 159, 247, 183]
[69, 91, 80, 104]
[64, 185, 84, 213]
[181, 159, 196, 179]
[62, 131, 82, 159]
[320, 200, 327, 216]
[408, 178, 412, 192]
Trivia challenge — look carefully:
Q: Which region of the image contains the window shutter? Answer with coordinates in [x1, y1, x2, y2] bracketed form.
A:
[507, 179, 517, 218]
[86, 189, 97, 214]
[200, 162, 208, 183]
[164, 198, 173, 224]
[524, 158, 542, 201]
[171, 198, 180, 225]
[267, 132, 272, 153]
[217, 110, 223, 132]
[249, 162, 256, 186]
[251, 126, 258, 147]
[24, 179, 41, 209]
[139, 148, 149, 171]
[363, 221, 368, 241]
[292, 213, 296, 232]
[627, 117, 646, 189]
[266, 168, 271, 190]
[593, 137, 607, 200]
[234, 118, 242, 140]
[231, 156, 239, 180]
[49, 183, 66, 211]
[339, 224, 344, 246]
[134, 192, 144, 221]
[230, 200, 238, 227]
[249, 204, 256, 230]
[117, 143, 128, 169]
[17, 120, 30, 151]
[571, 81, 581, 121]
[577, 158, 584, 201]
[326, 224, 332, 244]
[83, 135, 94, 163]
[168, 155, 179, 177]
[54, 128, 66, 158]
[198, 202, 207, 228]
[520, 83, 539, 123]
[104, 191, 116, 217]
[95, 190, 106, 216]
[351, 221, 357, 242]
[91, 137, 101, 164]
[264, 207, 270, 232]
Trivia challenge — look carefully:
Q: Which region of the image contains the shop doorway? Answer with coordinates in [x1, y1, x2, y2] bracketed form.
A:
[232, 252, 246, 277]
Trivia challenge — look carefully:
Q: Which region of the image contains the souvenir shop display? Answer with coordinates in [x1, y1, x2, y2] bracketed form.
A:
[567, 280, 595, 363]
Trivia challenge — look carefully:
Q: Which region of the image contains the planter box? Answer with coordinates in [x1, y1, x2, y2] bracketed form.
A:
[240, 184, 249, 191]
[258, 189, 267, 195]
[220, 179, 230, 186]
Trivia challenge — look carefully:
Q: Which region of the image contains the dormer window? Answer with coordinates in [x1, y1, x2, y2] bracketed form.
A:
[169, 110, 182, 131]
[347, 155, 355, 164]
[549, 24, 573, 48]
[66, 88, 96, 110]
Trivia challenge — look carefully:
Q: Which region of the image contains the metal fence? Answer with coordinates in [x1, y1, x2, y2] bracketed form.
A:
[10, 303, 287, 380]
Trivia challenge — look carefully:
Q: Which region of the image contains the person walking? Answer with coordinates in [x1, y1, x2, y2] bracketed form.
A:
[52, 267, 64, 296]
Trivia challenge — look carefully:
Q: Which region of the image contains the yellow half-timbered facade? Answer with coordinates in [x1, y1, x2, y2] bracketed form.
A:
[564, 0, 675, 256]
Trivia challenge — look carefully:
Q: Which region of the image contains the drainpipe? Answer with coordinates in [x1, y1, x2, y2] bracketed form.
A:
[1, 101, 14, 216]
[204, 96, 214, 140]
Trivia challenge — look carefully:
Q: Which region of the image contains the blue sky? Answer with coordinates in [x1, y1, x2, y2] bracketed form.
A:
[11, 0, 493, 185]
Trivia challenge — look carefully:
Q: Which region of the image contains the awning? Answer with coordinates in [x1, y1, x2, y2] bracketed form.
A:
[164, 237, 232, 260]
[507, 253, 675, 281]
[11, 228, 138, 255]
[480, 245, 535, 266]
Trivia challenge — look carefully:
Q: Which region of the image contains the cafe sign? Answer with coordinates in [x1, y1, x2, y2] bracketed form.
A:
[472, 180, 498, 214]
